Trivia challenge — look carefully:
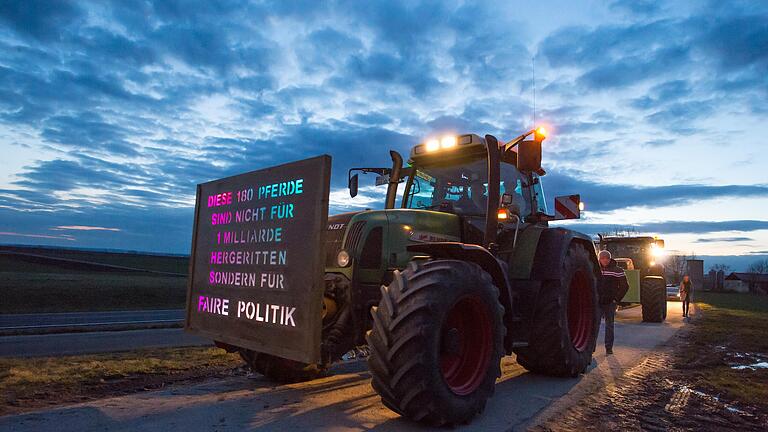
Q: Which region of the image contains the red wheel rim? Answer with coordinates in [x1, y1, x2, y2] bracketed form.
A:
[439, 296, 493, 395]
[567, 271, 593, 352]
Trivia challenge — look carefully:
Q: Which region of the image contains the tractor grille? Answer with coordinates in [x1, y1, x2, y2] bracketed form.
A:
[324, 212, 360, 268]
[325, 231, 345, 267]
[344, 221, 367, 253]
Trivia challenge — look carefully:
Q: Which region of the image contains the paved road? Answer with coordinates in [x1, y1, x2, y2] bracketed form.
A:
[0, 309, 184, 331]
[0, 328, 209, 357]
[0, 302, 688, 431]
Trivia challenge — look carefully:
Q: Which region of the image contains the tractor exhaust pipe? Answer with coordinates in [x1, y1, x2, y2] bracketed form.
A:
[484, 135, 501, 248]
[385, 151, 403, 209]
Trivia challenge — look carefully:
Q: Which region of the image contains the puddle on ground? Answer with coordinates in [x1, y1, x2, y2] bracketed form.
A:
[723, 351, 768, 370]
[664, 380, 749, 416]
[732, 361, 768, 370]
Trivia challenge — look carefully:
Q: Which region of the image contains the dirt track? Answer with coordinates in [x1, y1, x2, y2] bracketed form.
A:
[0, 303, 689, 431]
[534, 349, 767, 431]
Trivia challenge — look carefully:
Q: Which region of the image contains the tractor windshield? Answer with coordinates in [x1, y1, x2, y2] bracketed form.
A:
[405, 157, 545, 217]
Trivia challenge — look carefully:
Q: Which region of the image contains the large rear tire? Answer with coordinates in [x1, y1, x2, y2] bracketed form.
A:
[366, 260, 505, 426]
[514, 243, 599, 377]
[641, 277, 666, 323]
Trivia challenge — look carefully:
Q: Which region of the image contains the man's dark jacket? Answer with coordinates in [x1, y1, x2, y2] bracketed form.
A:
[599, 259, 629, 305]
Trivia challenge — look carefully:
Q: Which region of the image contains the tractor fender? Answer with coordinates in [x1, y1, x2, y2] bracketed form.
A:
[406, 242, 514, 329]
[531, 227, 600, 281]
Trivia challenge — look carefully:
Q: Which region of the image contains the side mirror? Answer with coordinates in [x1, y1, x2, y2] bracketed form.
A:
[349, 174, 359, 198]
[517, 140, 542, 172]
[554, 194, 581, 220]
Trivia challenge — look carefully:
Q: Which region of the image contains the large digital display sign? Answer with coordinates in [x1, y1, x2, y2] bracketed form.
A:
[185, 155, 331, 364]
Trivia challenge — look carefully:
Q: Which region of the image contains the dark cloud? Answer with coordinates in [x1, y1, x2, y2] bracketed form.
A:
[544, 170, 768, 213]
[343, 51, 442, 95]
[352, 112, 393, 126]
[695, 237, 754, 243]
[561, 220, 768, 237]
[608, 0, 663, 16]
[630, 80, 692, 110]
[0, 0, 82, 41]
[540, 7, 768, 111]
[40, 114, 140, 156]
[297, 28, 364, 74]
[578, 45, 690, 90]
[643, 139, 673, 148]
[644, 99, 714, 131]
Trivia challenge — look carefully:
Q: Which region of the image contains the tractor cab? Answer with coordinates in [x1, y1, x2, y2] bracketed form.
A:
[341, 129, 583, 259]
[399, 129, 582, 249]
[403, 133, 548, 221]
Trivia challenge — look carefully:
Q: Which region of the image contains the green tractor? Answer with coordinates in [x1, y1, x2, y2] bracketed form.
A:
[598, 235, 668, 322]
[236, 130, 601, 425]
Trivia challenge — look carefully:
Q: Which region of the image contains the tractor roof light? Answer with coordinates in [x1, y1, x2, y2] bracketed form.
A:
[650, 243, 665, 258]
[424, 135, 458, 153]
[440, 136, 457, 149]
[425, 139, 440, 152]
[411, 134, 484, 157]
[536, 126, 547, 138]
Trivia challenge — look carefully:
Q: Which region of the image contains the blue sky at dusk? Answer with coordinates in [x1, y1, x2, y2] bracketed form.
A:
[0, 1, 766, 269]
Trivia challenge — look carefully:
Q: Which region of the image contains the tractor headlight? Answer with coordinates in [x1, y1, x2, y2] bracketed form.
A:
[425, 136, 457, 152]
[440, 136, 457, 149]
[336, 250, 351, 267]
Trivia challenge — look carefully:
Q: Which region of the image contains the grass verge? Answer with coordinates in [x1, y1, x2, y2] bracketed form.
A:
[0, 347, 242, 415]
[1, 271, 187, 313]
[680, 292, 768, 410]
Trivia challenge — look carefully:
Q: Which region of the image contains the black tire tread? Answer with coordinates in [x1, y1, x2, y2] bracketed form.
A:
[366, 260, 505, 426]
[641, 277, 666, 323]
[514, 244, 599, 377]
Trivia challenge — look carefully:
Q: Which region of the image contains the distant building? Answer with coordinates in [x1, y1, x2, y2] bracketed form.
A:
[686, 259, 704, 293]
[724, 273, 768, 294]
[705, 269, 726, 291]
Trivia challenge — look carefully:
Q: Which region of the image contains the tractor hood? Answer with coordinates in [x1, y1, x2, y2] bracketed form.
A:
[324, 208, 462, 270]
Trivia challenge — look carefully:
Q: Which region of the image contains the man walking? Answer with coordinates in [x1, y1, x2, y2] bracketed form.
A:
[680, 275, 693, 317]
[598, 250, 629, 355]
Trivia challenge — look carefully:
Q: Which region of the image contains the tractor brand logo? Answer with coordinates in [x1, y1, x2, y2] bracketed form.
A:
[328, 223, 346, 230]
[408, 231, 460, 243]
[554, 195, 580, 220]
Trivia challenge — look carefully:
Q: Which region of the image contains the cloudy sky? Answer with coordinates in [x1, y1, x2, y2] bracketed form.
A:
[0, 0, 766, 268]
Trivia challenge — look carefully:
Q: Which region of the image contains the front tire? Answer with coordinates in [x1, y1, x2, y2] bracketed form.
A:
[514, 243, 599, 377]
[366, 260, 505, 426]
[641, 277, 666, 323]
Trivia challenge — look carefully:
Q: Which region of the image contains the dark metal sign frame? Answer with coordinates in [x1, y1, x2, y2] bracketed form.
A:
[185, 155, 331, 364]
